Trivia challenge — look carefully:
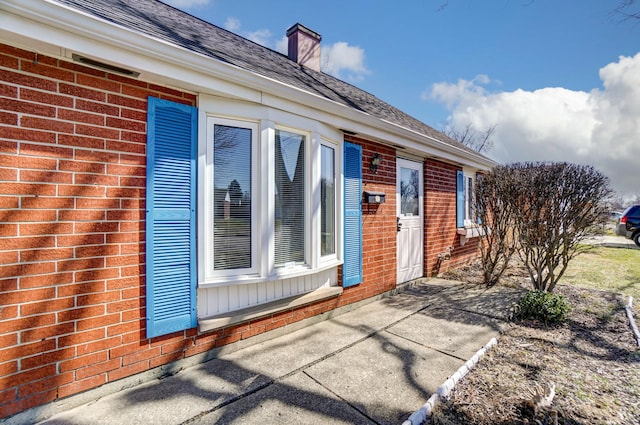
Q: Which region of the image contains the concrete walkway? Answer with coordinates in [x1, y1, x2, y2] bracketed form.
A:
[588, 234, 639, 250]
[33, 279, 523, 425]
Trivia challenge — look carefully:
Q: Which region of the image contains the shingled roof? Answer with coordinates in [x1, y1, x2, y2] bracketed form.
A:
[55, 0, 482, 157]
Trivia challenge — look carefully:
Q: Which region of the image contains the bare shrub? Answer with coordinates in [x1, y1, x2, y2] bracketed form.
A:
[476, 162, 612, 292]
[475, 166, 518, 286]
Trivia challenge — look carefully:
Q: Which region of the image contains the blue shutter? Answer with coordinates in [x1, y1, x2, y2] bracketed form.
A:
[456, 170, 465, 228]
[146, 97, 197, 338]
[343, 142, 362, 287]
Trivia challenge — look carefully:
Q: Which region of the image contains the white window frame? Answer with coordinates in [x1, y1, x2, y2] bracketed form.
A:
[203, 117, 260, 280]
[272, 125, 311, 273]
[197, 95, 344, 289]
[319, 139, 338, 264]
[463, 168, 475, 226]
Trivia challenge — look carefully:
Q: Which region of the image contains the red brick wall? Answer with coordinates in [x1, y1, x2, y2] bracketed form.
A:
[0, 43, 478, 420]
[338, 136, 398, 304]
[0, 44, 202, 418]
[0, 46, 399, 419]
[424, 159, 480, 276]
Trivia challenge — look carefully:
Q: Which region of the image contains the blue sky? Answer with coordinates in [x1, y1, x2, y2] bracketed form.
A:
[165, 0, 639, 201]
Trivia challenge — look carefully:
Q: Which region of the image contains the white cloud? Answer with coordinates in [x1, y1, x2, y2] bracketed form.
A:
[162, 0, 210, 9]
[321, 42, 371, 82]
[223, 17, 240, 32]
[425, 74, 489, 109]
[275, 36, 288, 55]
[245, 29, 273, 47]
[219, 18, 279, 52]
[427, 53, 640, 201]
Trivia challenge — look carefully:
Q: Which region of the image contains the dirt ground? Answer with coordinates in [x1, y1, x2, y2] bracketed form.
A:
[430, 263, 640, 425]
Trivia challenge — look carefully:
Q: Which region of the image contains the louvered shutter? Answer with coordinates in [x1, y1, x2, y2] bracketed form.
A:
[146, 97, 197, 338]
[343, 142, 362, 287]
[456, 170, 465, 228]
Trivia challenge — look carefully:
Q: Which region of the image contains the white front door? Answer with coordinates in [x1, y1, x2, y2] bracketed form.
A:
[396, 158, 424, 284]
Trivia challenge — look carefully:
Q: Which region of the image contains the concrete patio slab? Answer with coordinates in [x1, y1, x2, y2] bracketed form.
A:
[33, 280, 517, 425]
[303, 330, 465, 425]
[193, 372, 376, 425]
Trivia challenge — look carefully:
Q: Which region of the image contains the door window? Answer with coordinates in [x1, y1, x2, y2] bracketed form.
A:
[400, 167, 419, 216]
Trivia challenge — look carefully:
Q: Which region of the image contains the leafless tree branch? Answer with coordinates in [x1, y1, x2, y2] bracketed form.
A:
[615, 0, 640, 21]
[476, 162, 613, 292]
[443, 122, 497, 154]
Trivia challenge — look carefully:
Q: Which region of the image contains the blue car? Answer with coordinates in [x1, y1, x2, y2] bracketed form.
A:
[615, 205, 640, 247]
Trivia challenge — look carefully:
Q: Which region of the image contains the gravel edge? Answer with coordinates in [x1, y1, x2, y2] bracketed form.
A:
[402, 337, 499, 425]
[626, 296, 640, 346]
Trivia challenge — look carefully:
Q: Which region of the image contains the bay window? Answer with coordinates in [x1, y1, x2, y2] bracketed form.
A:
[201, 110, 341, 289]
[150, 96, 347, 333]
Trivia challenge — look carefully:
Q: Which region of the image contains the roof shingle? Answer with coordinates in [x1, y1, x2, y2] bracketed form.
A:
[55, 0, 482, 156]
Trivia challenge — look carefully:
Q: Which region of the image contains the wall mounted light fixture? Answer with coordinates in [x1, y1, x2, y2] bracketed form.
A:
[369, 153, 382, 174]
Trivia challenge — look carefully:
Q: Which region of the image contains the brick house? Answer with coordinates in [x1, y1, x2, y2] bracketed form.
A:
[0, 0, 495, 421]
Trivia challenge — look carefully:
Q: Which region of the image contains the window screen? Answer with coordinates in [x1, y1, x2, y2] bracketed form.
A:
[321, 144, 335, 256]
[400, 167, 419, 216]
[213, 124, 252, 270]
[274, 130, 305, 266]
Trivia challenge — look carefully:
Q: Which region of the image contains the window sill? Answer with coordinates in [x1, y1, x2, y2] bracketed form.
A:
[457, 224, 486, 246]
[199, 260, 342, 289]
[198, 285, 343, 333]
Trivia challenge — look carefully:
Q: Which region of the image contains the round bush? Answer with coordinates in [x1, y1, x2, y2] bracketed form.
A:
[517, 290, 570, 324]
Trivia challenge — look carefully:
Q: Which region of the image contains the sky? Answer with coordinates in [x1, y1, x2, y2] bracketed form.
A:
[164, 0, 639, 203]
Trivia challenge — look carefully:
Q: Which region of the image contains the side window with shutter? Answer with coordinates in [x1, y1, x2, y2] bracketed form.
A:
[343, 142, 362, 287]
[476, 173, 483, 224]
[146, 97, 197, 338]
[456, 170, 465, 228]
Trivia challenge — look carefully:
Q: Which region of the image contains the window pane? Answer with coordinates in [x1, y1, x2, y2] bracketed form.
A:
[213, 125, 251, 270]
[321, 145, 335, 256]
[465, 176, 473, 220]
[400, 167, 419, 216]
[274, 130, 305, 266]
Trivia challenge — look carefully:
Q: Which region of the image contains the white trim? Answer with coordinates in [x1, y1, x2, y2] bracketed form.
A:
[262, 122, 275, 278]
[462, 166, 478, 226]
[197, 259, 341, 289]
[310, 132, 321, 269]
[198, 286, 343, 333]
[273, 125, 310, 271]
[203, 116, 259, 279]
[396, 158, 424, 284]
[319, 139, 339, 264]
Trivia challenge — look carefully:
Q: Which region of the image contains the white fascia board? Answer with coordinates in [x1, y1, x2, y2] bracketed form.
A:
[262, 93, 496, 170]
[1, 0, 495, 170]
[0, 0, 262, 102]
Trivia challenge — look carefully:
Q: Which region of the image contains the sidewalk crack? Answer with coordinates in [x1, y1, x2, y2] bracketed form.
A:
[302, 371, 382, 425]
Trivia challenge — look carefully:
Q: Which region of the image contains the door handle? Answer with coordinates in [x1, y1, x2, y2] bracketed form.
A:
[397, 217, 402, 232]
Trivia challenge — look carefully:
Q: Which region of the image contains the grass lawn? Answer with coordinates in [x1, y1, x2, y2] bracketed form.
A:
[561, 245, 640, 300]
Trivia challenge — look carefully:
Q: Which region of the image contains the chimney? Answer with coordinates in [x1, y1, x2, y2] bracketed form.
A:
[286, 23, 321, 72]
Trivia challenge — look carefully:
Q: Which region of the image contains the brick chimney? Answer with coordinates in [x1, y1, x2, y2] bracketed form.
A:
[286, 23, 321, 72]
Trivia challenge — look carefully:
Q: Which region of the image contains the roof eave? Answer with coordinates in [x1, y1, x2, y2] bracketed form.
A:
[1, 0, 496, 170]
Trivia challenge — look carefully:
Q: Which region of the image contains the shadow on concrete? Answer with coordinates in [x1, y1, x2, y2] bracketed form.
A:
[39, 280, 522, 425]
